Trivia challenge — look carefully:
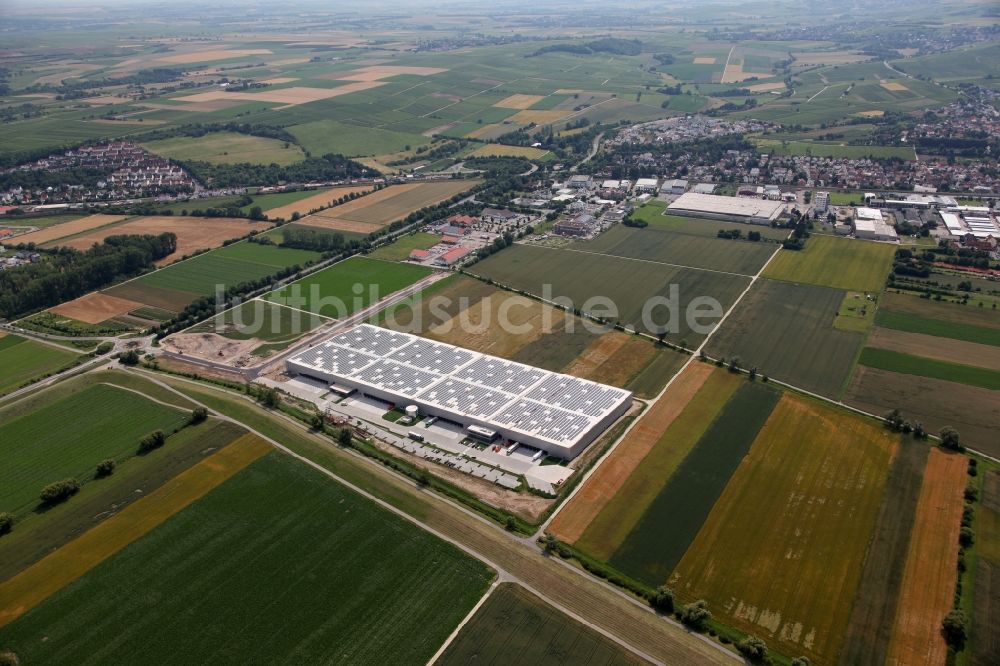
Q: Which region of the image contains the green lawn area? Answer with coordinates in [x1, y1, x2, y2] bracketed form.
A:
[266, 256, 434, 318]
[764, 234, 895, 292]
[438, 583, 641, 665]
[141, 131, 305, 166]
[0, 383, 189, 515]
[369, 232, 441, 262]
[0, 335, 81, 397]
[2, 214, 83, 229]
[753, 138, 914, 160]
[1, 452, 493, 665]
[827, 191, 867, 206]
[857, 347, 1000, 390]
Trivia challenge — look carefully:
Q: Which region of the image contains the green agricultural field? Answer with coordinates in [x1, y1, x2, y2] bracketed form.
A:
[471, 244, 750, 345]
[857, 347, 1000, 390]
[0, 383, 189, 515]
[369, 232, 441, 262]
[636, 209, 790, 241]
[875, 309, 1000, 347]
[1, 452, 494, 665]
[267, 256, 434, 318]
[705, 279, 865, 397]
[609, 381, 780, 586]
[117, 242, 322, 310]
[140, 131, 305, 166]
[1, 214, 83, 229]
[0, 335, 81, 397]
[764, 235, 895, 292]
[289, 119, 431, 157]
[576, 223, 777, 275]
[438, 583, 642, 666]
[753, 138, 914, 160]
[187, 299, 327, 343]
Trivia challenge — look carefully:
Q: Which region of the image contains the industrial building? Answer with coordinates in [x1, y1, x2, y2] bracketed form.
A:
[939, 206, 1000, 241]
[814, 191, 829, 213]
[853, 207, 898, 242]
[634, 178, 660, 193]
[287, 324, 633, 459]
[663, 179, 688, 195]
[667, 192, 786, 225]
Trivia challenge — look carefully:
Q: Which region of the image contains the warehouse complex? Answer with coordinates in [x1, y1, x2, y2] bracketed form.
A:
[668, 191, 786, 224]
[287, 324, 633, 459]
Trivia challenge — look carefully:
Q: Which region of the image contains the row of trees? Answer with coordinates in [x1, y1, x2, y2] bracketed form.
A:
[182, 153, 368, 188]
[0, 233, 177, 319]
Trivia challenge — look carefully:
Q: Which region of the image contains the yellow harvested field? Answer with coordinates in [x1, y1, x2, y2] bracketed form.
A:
[328, 65, 448, 81]
[856, 110, 886, 117]
[508, 109, 570, 124]
[175, 82, 385, 107]
[157, 49, 273, 64]
[494, 94, 546, 109]
[465, 123, 504, 139]
[52, 216, 270, 266]
[670, 395, 898, 662]
[747, 82, 786, 92]
[468, 144, 549, 159]
[13, 214, 126, 246]
[258, 77, 298, 85]
[881, 81, 909, 91]
[791, 51, 872, 66]
[887, 448, 966, 666]
[264, 185, 371, 220]
[721, 64, 758, 84]
[294, 217, 384, 234]
[50, 292, 144, 324]
[693, 57, 717, 64]
[80, 95, 130, 105]
[550, 363, 713, 544]
[0, 435, 272, 629]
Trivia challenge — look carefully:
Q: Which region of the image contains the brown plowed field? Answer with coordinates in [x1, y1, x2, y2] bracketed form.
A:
[886, 448, 967, 666]
[50, 292, 144, 325]
[50, 216, 270, 266]
[548, 362, 711, 544]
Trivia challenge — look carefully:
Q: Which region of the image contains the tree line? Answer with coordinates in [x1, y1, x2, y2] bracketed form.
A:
[181, 153, 368, 188]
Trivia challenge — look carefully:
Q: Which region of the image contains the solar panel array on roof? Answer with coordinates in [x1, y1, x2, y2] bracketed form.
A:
[287, 324, 632, 453]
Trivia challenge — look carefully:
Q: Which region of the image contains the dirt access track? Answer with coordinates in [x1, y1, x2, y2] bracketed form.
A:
[50, 216, 271, 266]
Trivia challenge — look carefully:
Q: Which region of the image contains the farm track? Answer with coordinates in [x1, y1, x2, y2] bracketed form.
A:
[136, 369, 737, 666]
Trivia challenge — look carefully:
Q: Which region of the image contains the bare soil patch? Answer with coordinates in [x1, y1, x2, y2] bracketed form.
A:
[693, 57, 717, 64]
[495, 94, 545, 109]
[264, 185, 371, 221]
[161, 333, 260, 366]
[325, 65, 448, 81]
[887, 447, 966, 666]
[53, 216, 270, 266]
[157, 49, 273, 64]
[176, 82, 385, 107]
[866, 327, 1000, 371]
[15, 214, 125, 246]
[50, 292, 144, 325]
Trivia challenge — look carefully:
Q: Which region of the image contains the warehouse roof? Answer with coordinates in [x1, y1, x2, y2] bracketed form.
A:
[668, 192, 785, 220]
[288, 324, 632, 449]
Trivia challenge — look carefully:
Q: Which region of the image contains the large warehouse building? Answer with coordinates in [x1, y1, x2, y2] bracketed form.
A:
[286, 324, 633, 459]
[668, 192, 786, 225]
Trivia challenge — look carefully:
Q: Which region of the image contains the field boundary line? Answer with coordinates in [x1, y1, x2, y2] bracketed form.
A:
[426, 579, 500, 665]
[548, 244, 760, 278]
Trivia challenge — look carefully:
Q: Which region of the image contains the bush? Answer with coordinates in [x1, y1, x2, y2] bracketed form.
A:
[95, 341, 114, 355]
[650, 585, 675, 613]
[791, 658, 811, 666]
[0, 512, 13, 536]
[40, 478, 80, 505]
[0, 650, 20, 666]
[137, 430, 166, 454]
[959, 526, 975, 548]
[678, 600, 712, 631]
[737, 635, 769, 662]
[941, 609, 968, 649]
[119, 349, 141, 366]
[95, 459, 116, 478]
[189, 406, 208, 424]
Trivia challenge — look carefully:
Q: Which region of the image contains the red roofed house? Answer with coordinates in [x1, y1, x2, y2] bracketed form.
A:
[447, 214, 477, 227]
[441, 235, 462, 244]
[409, 248, 431, 261]
[437, 246, 472, 267]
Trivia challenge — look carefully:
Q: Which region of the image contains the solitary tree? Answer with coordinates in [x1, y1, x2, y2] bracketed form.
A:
[737, 635, 769, 662]
[0, 512, 13, 537]
[939, 426, 962, 451]
[941, 609, 968, 649]
[95, 459, 116, 478]
[337, 427, 352, 447]
[189, 407, 208, 424]
[651, 586, 675, 613]
[678, 600, 712, 631]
